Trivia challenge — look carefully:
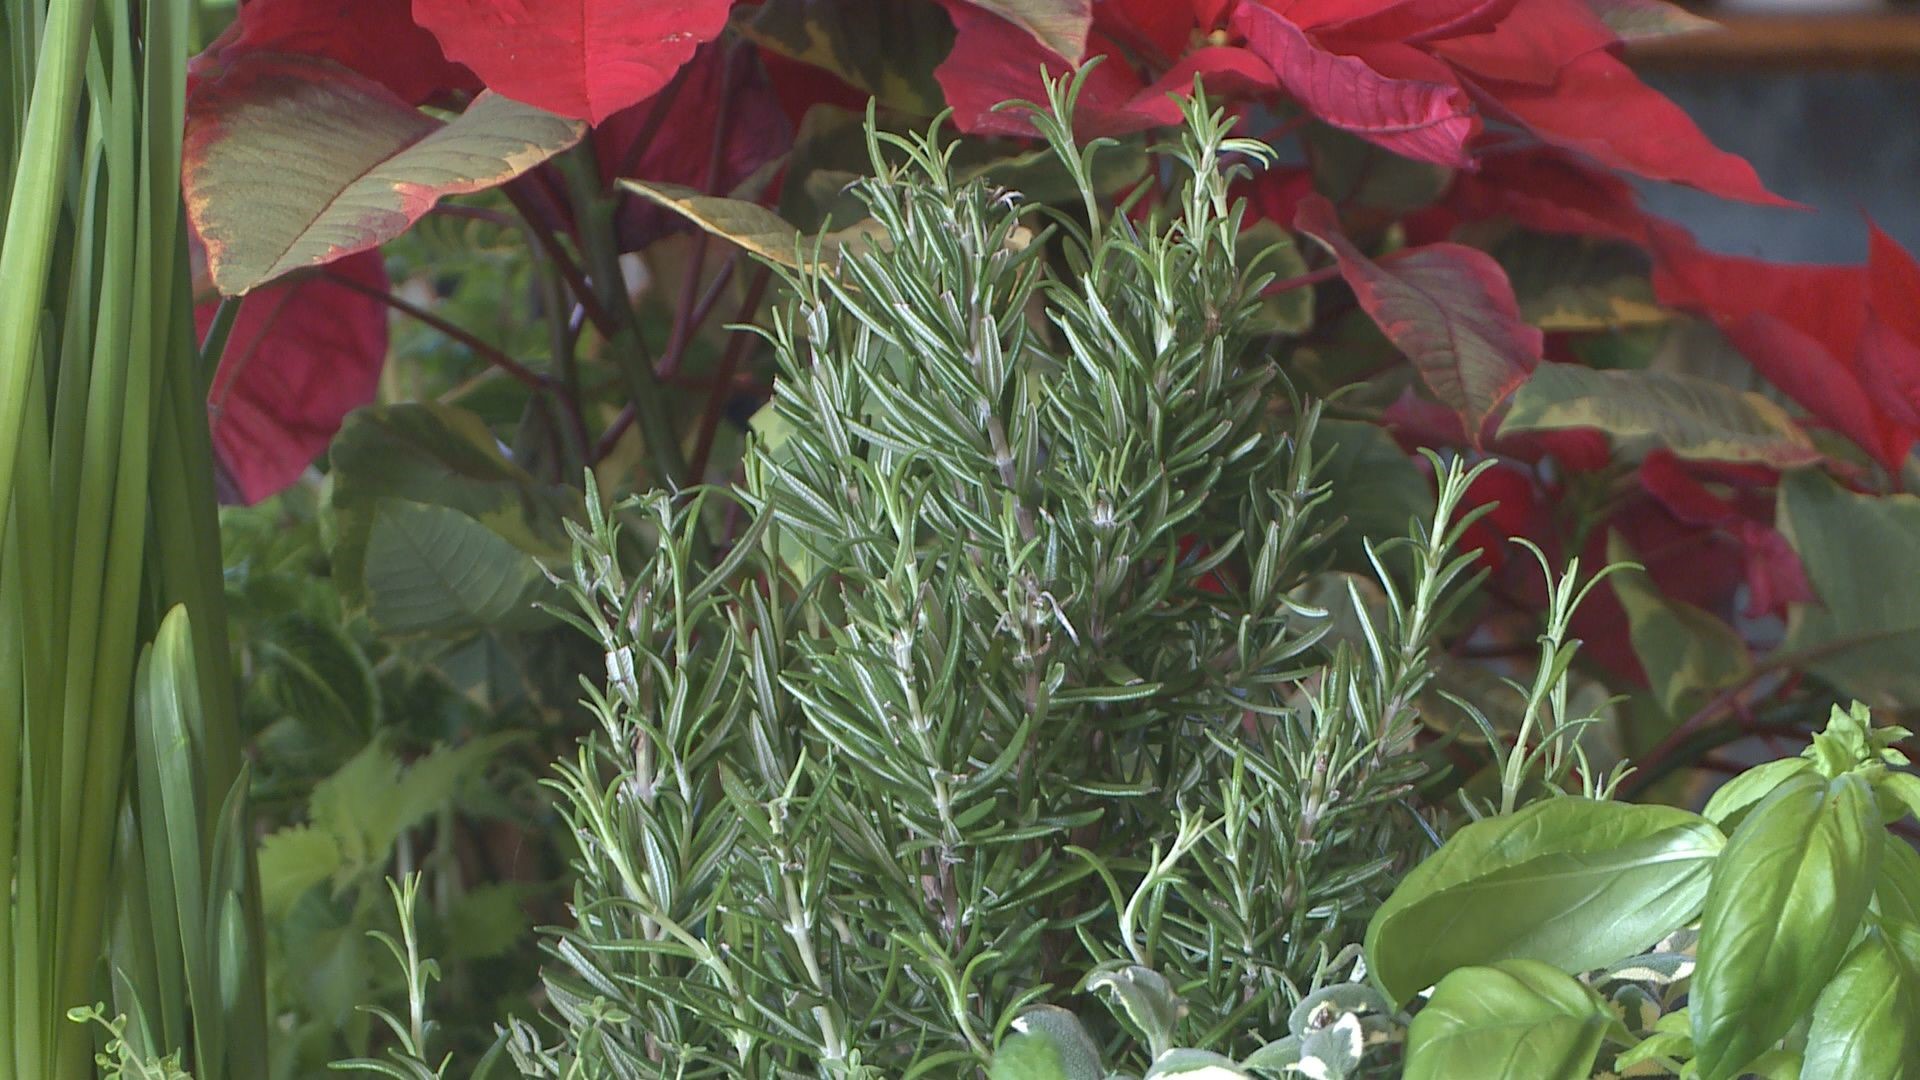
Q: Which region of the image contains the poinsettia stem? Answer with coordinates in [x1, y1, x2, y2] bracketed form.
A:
[1261, 262, 1343, 295]
[503, 182, 621, 338]
[320, 269, 552, 390]
[688, 265, 772, 481]
[557, 146, 688, 488]
[654, 46, 744, 383]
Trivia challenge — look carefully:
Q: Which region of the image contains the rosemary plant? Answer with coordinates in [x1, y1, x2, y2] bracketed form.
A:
[511, 81, 1490, 1077]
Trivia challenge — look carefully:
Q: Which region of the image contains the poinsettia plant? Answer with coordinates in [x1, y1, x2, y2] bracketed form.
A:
[184, 0, 1920, 869]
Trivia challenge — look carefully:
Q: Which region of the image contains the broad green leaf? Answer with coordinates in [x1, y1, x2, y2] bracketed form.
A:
[1007, 1007, 1103, 1080]
[1607, 532, 1749, 715]
[330, 402, 578, 624]
[246, 613, 378, 745]
[1498, 363, 1819, 467]
[619, 180, 885, 269]
[1305, 126, 1450, 214]
[185, 54, 583, 294]
[965, 0, 1092, 59]
[989, 1032, 1070, 1080]
[361, 502, 550, 635]
[1882, 772, 1920, 825]
[1242, 219, 1314, 335]
[1701, 757, 1812, 827]
[1872, 838, 1920, 927]
[1296, 1012, 1366, 1079]
[1087, 965, 1184, 1059]
[330, 404, 576, 546]
[741, 0, 954, 115]
[1240, 1037, 1301, 1074]
[1587, 0, 1720, 39]
[1313, 419, 1435, 573]
[1777, 470, 1920, 704]
[1692, 772, 1883, 1080]
[1496, 232, 1670, 332]
[1405, 960, 1614, 1080]
[1144, 1049, 1252, 1078]
[1801, 929, 1920, 1078]
[1366, 798, 1724, 1003]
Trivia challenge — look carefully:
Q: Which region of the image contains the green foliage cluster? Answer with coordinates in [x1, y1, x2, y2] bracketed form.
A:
[1363, 701, 1920, 1080]
[497, 88, 1487, 1077]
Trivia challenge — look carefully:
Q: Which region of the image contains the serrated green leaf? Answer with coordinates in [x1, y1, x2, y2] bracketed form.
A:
[448, 883, 534, 961]
[1498, 363, 1819, 467]
[1405, 960, 1613, 1080]
[257, 825, 342, 916]
[1366, 799, 1723, 1003]
[1692, 772, 1882, 1080]
[185, 54, 583, 294]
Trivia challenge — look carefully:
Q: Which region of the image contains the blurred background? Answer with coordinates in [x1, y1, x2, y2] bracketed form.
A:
[1628, 4, 1919, 260]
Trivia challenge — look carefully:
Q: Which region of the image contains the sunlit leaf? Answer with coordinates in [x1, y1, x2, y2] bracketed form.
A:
[1499, 363, 1820, 467]
[412, 0, 732, 123]
[185, 53, 584, 294]
[618, 180, 884, 268]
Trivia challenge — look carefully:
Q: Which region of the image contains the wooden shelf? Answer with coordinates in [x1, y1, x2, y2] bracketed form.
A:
[1627, 12, 1920, 70]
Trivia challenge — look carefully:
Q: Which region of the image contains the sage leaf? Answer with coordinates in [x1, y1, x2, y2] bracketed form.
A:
[1691, 771, 1882, 1080]
[1365, 798, 1723, 1003]
[989, 1032, 1070, 1080]
[1404, 960, 1614, 1080]
[1007, 1006, 1103, 1080]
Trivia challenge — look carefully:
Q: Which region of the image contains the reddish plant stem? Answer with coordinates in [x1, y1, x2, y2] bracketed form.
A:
[689, 265, 774, 482]
[322, 269, 551, 390]
[1262, 262, 1343, 295]
[503, 182, 622, 338]
[654, 46, 745, 381]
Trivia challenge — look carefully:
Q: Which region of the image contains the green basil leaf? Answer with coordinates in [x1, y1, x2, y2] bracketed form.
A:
[1701, 757, 1814, 827]
[1802, 928, 1920, 1078]
[1692, 772, 1883, 1080]
[1365, 799, 1724, 1003]
[1404, 960, 1614, 1080]
[1874, 836, 1920, 927]
[1878, 771, 1920, 825]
